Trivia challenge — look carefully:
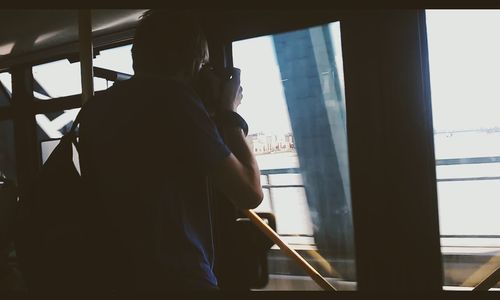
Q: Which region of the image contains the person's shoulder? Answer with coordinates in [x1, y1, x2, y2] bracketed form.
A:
[83, 76, 202, 117]
[128, 76, 198, 99]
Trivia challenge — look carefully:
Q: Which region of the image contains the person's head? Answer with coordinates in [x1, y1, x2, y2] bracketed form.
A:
[132, 10, 209, 81]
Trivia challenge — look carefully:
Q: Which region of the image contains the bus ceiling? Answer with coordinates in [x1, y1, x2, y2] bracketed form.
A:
[0, 9, 146, 70]
[0, 9, 344, 71]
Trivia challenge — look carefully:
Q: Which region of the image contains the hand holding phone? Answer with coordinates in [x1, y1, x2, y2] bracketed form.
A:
[196, 65, 243, 116]
[219, 68, 242, 113]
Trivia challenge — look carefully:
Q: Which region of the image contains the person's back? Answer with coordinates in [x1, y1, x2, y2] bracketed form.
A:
[79, 76, 227, 292]
[78, 10, 263, 293]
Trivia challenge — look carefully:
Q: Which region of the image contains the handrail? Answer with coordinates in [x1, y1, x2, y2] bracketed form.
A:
[473, 265, 500, 291]
[441, 235, 500, 239]
[93, 66, 132, 82]
[242, 209, 337, 291]
[436, 156, 500, 166]
[260, 167, 301, 175]
[437, 176, 500, 182]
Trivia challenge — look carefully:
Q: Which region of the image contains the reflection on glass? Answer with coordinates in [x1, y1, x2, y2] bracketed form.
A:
[427, 9, 500, 290]
[233, 21, 355, 290]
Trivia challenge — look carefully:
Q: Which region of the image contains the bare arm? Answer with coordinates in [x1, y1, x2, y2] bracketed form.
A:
[212, 127, 263, 209]
[208, 68, 263, 209]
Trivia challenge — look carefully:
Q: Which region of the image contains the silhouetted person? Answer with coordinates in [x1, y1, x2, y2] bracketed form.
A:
[78, 10, 262, 293]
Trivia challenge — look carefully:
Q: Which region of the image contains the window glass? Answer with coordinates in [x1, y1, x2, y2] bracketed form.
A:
[93, 44, 134, 92]
[427, 9, 500, 290]
[36, 108, 81, 171]
[93, 77, 110, 92]
[32, 60, 82, 99]
[36, 107, 80, 140]
[40, 138, 80, 174]
[0, 72, 12, 106]
[94, 44, 133, 75]
[31, 44, 133, 98]
[233, 21, 355, 290]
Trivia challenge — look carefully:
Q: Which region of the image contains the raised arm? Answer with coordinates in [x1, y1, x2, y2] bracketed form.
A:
[209, 68, 263, 209]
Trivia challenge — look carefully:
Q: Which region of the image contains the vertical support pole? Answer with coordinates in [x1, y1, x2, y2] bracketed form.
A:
[11, 66, 38, 197]
[79, 9, 94, 104]
[266, 174, 275, 213]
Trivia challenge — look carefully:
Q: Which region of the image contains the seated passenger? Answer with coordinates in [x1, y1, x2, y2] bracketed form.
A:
[78, 10, 263, 293]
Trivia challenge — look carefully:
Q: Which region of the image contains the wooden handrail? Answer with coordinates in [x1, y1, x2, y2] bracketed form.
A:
[473, 265, 500, 291]
[242, 209, 337, 291]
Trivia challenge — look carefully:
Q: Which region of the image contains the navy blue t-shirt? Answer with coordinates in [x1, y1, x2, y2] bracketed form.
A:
[79, 76, 230, 291]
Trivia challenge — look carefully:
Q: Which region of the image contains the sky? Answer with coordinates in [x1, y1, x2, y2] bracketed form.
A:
[232, 35, 292, 135]
[426, 10, 500, 132]
[233, 22, 344, 136]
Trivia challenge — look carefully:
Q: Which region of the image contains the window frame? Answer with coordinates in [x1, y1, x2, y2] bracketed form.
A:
[225, 10, 443, 291]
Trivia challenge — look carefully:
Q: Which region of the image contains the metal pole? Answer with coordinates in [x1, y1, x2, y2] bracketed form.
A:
[79, 9, 94, 104]
[266, 174, 275, 213]
[243, 209, 337, 291]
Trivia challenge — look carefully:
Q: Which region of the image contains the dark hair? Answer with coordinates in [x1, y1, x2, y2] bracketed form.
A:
[132, 10, 208, 76]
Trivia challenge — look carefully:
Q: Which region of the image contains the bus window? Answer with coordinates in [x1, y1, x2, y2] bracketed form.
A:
[93, 44, 134, 91]
[36, 108, 80, 139]
[40, 137, 80, 174]
[233, 21, 355, 290]
[32, 59, 82, 99]
[0, 120, 16, 183]
[36, 108, 81, 168]
[426, 10, 500, 290]
[0, 72, 12, 107]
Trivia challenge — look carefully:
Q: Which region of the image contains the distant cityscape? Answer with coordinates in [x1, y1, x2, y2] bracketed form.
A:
[246, 132, 295, 155]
